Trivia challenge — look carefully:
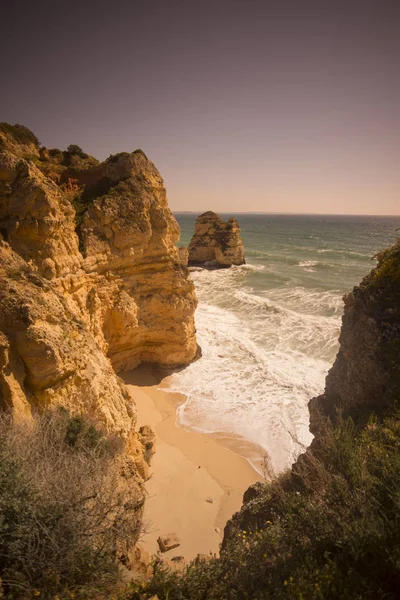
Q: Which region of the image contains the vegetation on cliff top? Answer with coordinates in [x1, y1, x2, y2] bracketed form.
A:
[356, 240, 400, 409]
[0, 123, 40, 149]
[0, 122, 150, 233]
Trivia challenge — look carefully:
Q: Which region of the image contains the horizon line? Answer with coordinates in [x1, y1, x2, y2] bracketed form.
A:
[172, 211, 400, 218]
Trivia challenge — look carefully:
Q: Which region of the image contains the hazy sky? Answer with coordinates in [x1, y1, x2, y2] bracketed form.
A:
[1, 0, 399, 214]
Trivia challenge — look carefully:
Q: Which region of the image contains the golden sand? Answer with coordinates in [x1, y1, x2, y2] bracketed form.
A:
[124, 368, 262, 561]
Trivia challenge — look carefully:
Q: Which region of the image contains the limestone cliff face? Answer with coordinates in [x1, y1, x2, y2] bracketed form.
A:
[0, 140, 198, 375]
[188, 211, 245, 267]
[0, 125, 198, 489]
[309, 241, 400, 434]
[0, 242, 151, 493]
[0, 153, 81, 278]
[80, 152, 198, 371]
[0, 243, 129, 427]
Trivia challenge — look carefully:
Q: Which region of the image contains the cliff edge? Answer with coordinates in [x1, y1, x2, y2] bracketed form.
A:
[309, 240, 400, 433]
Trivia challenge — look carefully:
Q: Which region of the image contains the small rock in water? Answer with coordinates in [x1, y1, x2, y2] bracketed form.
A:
[157, 533, 180, 553]
[206, 497, 214, 503]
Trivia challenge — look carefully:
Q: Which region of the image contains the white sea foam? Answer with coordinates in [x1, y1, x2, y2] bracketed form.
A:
[317, 248, 371, 258]
[165, 264, 342, 476]
[298, 260, 319, 267]
[171, 212, 399, 476]
[265, 286, 343, 318]
[238, 263, 266, 271]
[297, 260, 319, 272]
[170, 213, 400, 472]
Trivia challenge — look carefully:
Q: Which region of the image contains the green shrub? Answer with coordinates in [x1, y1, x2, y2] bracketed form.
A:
[66, 144, 88, 158]
[0, 409, 142, 599]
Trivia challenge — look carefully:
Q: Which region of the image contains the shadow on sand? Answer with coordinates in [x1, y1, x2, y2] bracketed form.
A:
[121, 364, 187, 387]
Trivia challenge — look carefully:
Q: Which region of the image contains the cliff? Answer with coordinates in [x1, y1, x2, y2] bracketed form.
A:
[0, 126, 198, 378]
[309, 240, 400, 433]
[0, 124, 198, 526]
[187, 211, 245, 267]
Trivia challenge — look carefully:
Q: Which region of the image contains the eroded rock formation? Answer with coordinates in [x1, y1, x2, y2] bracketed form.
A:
[0, 124, 199, 524]
[0, 127, 198, 378]
[187, 211, 245, 267]
[309, 241, 400, 433]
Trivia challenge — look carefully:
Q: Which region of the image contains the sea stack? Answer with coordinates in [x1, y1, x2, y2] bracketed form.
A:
[188, 211, 245, 268]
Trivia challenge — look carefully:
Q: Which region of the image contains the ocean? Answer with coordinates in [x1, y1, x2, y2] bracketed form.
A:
[169, 213, 400, 476]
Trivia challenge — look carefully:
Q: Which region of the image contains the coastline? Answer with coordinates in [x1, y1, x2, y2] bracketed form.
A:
[123, 368, 262, 561]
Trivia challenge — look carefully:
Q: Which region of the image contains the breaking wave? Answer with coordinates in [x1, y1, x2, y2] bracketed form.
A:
[166, 265, 341, 475]
[168, 213, 399, 475]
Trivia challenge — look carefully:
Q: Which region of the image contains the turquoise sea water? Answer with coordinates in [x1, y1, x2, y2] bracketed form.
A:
[169, 214, 400, 475]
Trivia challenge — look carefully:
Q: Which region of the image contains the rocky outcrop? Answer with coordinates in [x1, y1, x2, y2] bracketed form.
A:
[0, 125, 199, 530]
[0, 123, 40, 158]
[309, 241, 400, 434]
[187, 211, 245, 267]
[222, 242, 400, 558]
[0, 243, 131, 428]
[0, 123, 100, 184]
[0, 134, 198, 377]
[0, 152, 81, 278]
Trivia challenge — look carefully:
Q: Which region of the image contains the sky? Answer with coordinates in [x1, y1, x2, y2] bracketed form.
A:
[1, 0, 399, 215]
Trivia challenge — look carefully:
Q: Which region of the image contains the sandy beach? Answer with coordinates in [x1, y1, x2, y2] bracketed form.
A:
[123, 368, 262, 562]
